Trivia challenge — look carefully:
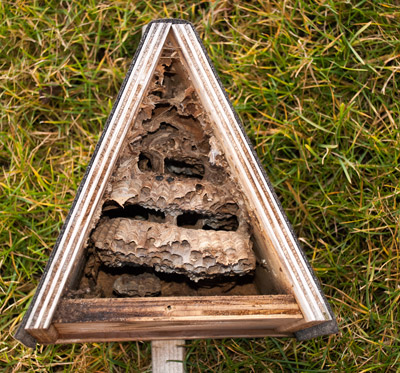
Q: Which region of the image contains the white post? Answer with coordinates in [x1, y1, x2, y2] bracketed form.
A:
[151, 340, 185, 373]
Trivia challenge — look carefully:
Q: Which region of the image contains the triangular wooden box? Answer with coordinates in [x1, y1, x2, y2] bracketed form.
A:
[16, 20, 337, 348]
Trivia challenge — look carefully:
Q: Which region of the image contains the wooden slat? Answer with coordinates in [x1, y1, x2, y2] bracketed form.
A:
[54, 295, 300, 323]
[53, 321, 299, 343]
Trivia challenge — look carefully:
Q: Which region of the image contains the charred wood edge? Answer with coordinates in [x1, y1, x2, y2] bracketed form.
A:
[295, 319, 339, 341]
[14, 19, 337, 348]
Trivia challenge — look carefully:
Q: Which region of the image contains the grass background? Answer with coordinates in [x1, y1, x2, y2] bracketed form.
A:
[1, 0, 399, 371]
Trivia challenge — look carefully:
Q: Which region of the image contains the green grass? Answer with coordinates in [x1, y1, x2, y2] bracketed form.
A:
[1, 0, 399, 371]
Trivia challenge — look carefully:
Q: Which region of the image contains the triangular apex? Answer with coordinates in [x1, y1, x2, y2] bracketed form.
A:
[16, 20, 337, 347]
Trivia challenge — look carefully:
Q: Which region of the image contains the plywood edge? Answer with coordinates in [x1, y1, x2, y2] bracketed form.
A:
[25, 324, 59, 344]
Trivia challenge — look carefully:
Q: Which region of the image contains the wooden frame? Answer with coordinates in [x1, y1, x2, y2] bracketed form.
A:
[16, 20, 336, 347]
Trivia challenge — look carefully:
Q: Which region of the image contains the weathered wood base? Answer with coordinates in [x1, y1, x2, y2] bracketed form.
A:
[25, 295, 318, 344]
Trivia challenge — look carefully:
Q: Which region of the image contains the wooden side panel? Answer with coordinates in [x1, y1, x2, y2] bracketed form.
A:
[24, 22, 172, 332]
[172, 23, 331, 323]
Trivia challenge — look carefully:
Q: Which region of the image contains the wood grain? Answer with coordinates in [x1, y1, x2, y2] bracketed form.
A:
[54, 295, 300, 322]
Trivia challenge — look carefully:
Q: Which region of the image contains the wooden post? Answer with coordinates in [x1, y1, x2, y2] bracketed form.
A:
[151, 340, 185, 373]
